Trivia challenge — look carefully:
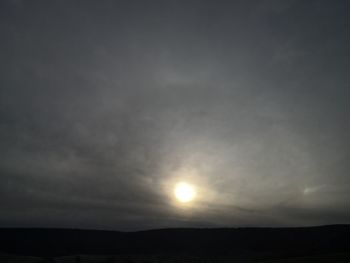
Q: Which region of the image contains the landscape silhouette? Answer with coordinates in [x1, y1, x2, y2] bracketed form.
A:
[1, 225, 350, 262]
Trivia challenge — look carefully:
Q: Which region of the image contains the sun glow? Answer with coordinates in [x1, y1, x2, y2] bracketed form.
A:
[174, 182, 196, 203]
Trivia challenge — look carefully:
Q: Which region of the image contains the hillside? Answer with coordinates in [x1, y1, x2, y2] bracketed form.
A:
[0, 225, 349, 259]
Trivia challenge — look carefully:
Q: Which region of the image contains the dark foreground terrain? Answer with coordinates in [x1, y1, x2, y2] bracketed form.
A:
[1, 225, 350, 262]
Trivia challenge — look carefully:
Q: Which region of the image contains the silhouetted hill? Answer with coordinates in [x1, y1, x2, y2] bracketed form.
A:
[0, 225, 349, 258]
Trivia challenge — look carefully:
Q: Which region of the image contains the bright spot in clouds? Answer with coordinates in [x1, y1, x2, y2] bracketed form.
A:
[303, 185, 326, 195]
[174, 182, 196, 203]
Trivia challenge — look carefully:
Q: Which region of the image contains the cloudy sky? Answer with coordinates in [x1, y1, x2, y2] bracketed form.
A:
[1, 0, 350, 230]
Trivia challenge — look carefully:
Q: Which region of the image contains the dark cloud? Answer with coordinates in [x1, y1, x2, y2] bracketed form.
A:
[1, 0, 350, 230]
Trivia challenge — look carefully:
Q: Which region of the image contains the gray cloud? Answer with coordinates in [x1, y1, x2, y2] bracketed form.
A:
[1, 0, 350, 230]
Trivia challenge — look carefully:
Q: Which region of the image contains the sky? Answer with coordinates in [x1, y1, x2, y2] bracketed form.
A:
[1, 0, 350, 230]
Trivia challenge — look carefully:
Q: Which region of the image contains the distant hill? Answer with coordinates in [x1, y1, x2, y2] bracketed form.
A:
[0, 225, 349, 259]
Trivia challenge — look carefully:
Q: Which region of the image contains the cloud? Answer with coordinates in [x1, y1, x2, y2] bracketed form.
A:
[1, 0, 350, 229]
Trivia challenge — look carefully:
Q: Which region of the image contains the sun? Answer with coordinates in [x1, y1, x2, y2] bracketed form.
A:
[174, 182, 196, 203]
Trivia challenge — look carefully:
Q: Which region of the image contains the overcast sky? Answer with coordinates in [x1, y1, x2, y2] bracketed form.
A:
[1, 0, 350, 230]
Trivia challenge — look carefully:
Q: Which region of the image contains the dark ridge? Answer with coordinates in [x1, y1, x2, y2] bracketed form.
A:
[0, 225, 349, 258]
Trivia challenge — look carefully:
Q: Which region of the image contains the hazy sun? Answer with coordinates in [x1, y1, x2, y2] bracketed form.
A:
[174, 182, 196, 203]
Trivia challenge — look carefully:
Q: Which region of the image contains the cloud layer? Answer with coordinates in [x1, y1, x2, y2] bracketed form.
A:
[1, 0, 350, 230]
